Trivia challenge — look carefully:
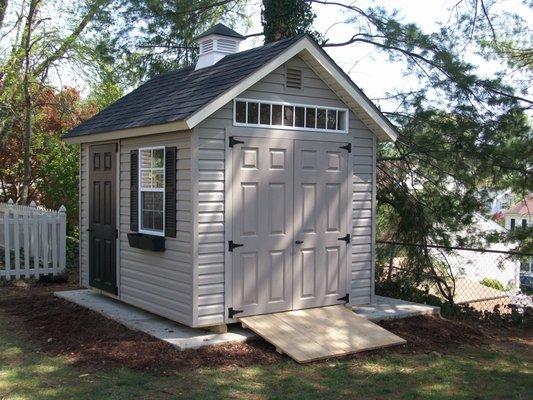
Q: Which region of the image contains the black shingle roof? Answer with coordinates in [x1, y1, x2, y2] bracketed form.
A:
[64, 35, 303, 138]
[195, 23, 245, 40]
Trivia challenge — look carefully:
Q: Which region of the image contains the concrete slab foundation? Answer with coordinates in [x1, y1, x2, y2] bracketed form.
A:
[55, 290, 439, 351]
[354, 295, 440, 321]
[54, 289, 254, 350]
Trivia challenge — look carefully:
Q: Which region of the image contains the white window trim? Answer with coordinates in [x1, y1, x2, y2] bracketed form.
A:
[233, 98, 349, 134]
[138, 146, 165, 237]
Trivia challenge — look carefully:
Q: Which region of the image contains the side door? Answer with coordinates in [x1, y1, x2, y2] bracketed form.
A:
[231, 137, 294, 316]
[293, 140, 350, 309]
[89, 143, 117, 294]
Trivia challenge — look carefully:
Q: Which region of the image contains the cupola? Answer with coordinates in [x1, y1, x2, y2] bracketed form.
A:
[194, 23, 245, 70]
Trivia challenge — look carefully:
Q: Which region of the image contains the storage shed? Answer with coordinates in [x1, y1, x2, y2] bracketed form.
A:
[63, 24, 399, 330]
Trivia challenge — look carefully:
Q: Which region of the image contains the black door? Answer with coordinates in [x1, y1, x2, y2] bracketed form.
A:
[89, 143, 117, 294]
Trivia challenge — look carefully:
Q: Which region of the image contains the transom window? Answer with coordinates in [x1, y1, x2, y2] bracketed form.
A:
[139, 147, 165, 235]
[234, 99, 348, 133]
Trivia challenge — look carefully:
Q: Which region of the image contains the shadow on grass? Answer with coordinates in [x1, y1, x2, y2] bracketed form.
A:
[3, 326, 529, 400]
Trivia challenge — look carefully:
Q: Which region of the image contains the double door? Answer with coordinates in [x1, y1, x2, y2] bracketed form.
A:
[231, 137, 350, 317]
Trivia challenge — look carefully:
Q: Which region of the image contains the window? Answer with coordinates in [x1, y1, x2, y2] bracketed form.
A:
[510, 218, 515, 230]
[317, 108, 326, 129]
[260, 103, 271, 125]
[337, 110, 346, 130]
[283, 105, 294, 126]
[327, 109, 337, 130]
[305, 108, 316, 128]
[235, 101, 246, 123]
[295, 107, 305, 127]
[139, 147, 165, 235]
[247, 102, 259, 124]
[522, 219, 527, 229]
[272, 104, 282, 125]
[234, 99, 349, 133]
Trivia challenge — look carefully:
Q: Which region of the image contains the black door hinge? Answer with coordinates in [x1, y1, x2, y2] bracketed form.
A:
[337, 293, 350, 303]
[115, 229, 119, 239]
[228, 240, 244, 252]
[228, 307, 243, 319]
[340, 143, 351, 153]
[229, 136, 245, 148]
[338, 233, 351, 244]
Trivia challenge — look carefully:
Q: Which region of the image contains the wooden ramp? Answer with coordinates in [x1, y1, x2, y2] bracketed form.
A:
[239, 305, 406, 363]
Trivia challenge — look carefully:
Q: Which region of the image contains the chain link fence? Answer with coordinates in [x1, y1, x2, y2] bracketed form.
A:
[376, 241, 533, 322]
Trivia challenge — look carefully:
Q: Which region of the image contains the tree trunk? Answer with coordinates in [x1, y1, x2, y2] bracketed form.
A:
[20, 84, 33, 204]
[19, 0, 40, 204]
[0, 0, 8, 30]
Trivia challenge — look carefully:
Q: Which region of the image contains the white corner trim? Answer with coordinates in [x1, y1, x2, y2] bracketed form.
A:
[185, 36, 398, 142]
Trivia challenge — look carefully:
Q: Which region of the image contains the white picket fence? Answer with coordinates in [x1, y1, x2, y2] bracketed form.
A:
[0, 199, 66, 280]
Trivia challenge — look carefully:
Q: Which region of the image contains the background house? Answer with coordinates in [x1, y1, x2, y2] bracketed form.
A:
[483, 189, 515, 215]
[504, 194, 533, 277]
[504, 194, 533, 231]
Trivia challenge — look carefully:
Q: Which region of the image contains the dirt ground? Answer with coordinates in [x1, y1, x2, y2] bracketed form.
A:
[0, 274, 531, 375]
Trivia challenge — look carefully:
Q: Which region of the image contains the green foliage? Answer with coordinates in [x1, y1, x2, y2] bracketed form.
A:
[334, 3, 533, 254]
[109, 0, 247, 83]
[36, 138, 79, 230]
[261, 0, 321, 43]
[66, 232, 80, 268]
[506, 226, 533, 254]
[480, 278, 505, 291]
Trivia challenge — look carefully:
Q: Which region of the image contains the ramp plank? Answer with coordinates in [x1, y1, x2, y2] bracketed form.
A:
[239, 305, 406, 363]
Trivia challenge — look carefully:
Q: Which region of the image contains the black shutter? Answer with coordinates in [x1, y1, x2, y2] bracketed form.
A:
[165, 147, 177, 238]
[130, 150, 139, 232]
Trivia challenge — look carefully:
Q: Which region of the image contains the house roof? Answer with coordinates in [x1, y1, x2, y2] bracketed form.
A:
[194, 23, 245, 40]
[507, 194, 533, 216]
[63, 34, 399, 143]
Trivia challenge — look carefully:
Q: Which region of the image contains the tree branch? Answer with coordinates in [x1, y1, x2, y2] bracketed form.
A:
[34, 0, 110, 77]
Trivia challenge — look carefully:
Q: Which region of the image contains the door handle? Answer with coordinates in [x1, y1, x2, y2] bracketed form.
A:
[87, 228, 94, 232]
[295, 240, 304, 244]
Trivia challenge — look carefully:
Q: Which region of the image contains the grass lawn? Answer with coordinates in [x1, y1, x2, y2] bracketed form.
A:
[0, 279, 531, 400]
[1, 314, 531, 399]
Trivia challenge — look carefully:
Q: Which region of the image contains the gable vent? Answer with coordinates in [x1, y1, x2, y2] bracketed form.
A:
[286, 68, 302, 89]
[217, 38, 237, 53]
[200, 39, 214, 54]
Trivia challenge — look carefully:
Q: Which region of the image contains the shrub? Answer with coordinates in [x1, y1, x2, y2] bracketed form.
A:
[480, 278, 505, 291]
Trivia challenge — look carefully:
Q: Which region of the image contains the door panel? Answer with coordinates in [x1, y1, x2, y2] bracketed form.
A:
[293, 140, 349, 309]
[232, 137, 294, 316]
[89, 143, 117, 295]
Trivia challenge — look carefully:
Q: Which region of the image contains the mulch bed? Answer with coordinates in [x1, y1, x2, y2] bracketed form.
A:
[1, 279, 527, 375]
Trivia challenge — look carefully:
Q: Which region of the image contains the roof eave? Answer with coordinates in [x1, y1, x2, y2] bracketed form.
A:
[62, 119, 189, 144]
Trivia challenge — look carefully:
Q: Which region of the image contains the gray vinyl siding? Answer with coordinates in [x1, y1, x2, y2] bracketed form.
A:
[119, 131, 194, 326]
[193, 110, 230, 327]
[350, 128, 375, 305]
[192, 55, 376, 326]
[79, 144, 89, 287]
